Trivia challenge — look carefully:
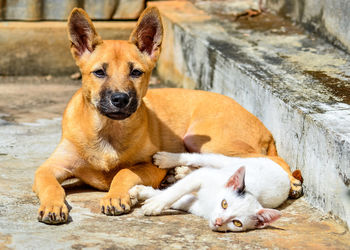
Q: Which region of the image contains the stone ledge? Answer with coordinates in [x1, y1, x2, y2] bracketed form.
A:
[0, 0, 144, 20]
[266, 0, 350, 55]
[0, 21, 135, 76]
[151, 1, 350, 227]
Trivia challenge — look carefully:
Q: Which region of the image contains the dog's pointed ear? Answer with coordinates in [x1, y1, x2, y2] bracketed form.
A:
[68, 8, 102, 61]
[129, 7, 163, 62]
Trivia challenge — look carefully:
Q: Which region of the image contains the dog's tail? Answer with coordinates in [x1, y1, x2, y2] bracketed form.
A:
[266, 139, 278, 156]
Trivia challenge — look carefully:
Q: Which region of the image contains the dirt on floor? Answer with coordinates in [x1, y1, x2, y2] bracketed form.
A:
[0, 76, 80, 123]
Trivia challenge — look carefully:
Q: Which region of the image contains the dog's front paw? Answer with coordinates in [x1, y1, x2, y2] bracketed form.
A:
[142, 195, 169, 216]
[100, 192, 131, 216]
[38, 200, 69, 225]
[153, 152, 180, 169]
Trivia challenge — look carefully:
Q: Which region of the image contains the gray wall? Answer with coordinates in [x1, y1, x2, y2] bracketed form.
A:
[0, 0, 145, 20]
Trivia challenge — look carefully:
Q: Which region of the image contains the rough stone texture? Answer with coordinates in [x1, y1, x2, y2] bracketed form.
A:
[42, 0, 80, 20]
[151, 1, 350, 227]
[0, 0, 144, 20]
[0, 78, 349, 249]
[192, 0, 260, 16]
[266, 0, 350, 54]
[84, 0, 119, 20]
[0, 21, 135, 76]
[3, 0, 42, 21]
[112, 0, 145, 20]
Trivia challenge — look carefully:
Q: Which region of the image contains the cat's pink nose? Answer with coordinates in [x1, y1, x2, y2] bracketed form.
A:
[215, 218, 223, 226]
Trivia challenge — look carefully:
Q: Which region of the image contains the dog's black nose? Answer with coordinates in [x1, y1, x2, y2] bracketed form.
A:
[111, 92, 129, 108]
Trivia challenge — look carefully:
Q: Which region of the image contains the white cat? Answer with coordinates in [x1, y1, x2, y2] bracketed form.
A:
[129, 152, 291, 232]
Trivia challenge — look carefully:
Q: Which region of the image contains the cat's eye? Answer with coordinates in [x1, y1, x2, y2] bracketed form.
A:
[233, 220, 242, 227]
[93, 69, 106, 78]
[130, 69, 144, 78]
[221, 199, 228, 209]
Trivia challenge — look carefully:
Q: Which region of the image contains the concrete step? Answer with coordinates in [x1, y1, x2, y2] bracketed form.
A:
[0, 0, 144, 20]
[267, 0, 350, 54]
[151, 1, 350, 227]
[0, 21, 135, 76]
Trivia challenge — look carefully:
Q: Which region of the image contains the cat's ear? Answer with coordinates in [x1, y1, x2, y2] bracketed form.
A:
[255, 209, 281, 228]
[226, 166, 245, 193]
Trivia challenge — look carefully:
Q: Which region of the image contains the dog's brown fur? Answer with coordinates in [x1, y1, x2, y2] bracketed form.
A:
[33, 7, 302, 224]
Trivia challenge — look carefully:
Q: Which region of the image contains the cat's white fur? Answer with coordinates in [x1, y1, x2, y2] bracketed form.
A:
[129, 152, 290, 232]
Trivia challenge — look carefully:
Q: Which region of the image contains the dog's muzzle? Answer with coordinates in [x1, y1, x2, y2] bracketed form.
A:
[97, 89, 138, 120]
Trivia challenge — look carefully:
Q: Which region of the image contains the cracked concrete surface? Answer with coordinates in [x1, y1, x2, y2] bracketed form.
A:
[0, 77, 349, 249]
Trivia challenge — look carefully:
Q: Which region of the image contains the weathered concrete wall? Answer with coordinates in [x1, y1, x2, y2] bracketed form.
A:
[152, 1, 350, 227]
[0, 0, 144, 20]
[0, 21, 135, 76]
[267, 0, 350, 54]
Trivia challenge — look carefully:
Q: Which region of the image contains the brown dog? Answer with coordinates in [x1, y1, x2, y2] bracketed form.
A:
[33, 7, 302, 224]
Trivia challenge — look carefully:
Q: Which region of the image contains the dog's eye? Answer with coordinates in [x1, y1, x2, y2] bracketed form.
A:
[93, 69, 106, 78]
[130, 69, 143, 78]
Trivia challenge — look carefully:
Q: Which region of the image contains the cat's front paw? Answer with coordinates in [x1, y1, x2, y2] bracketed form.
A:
[142, 195, 169, 215]
[129, 185, 144, 206]
[129, 185, 160, 206]
[153, 152, 180, 169]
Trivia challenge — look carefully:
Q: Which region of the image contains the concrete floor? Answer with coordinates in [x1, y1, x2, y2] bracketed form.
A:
[0, 77, 349, 249]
